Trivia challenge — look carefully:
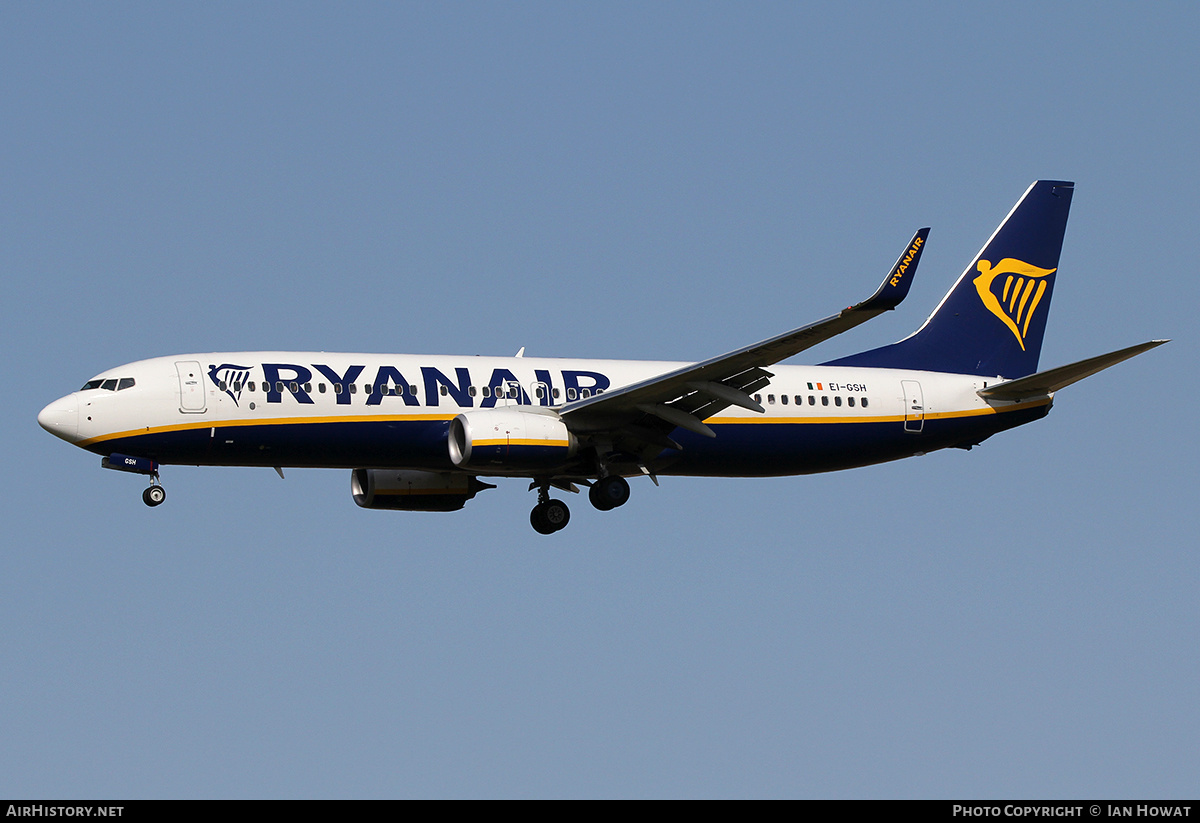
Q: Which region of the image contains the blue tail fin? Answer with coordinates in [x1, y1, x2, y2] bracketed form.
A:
[824, 180, 1074, 378]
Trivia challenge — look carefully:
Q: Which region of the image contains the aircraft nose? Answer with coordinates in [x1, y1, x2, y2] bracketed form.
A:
[38, 394, 79, 442]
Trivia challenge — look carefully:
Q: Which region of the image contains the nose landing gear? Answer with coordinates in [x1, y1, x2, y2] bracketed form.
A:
[142, 483, 166, 507]
[101, 453, 166, 508]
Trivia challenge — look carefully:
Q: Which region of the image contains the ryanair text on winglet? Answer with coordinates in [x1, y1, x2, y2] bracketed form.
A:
[889, 235, 924, 286]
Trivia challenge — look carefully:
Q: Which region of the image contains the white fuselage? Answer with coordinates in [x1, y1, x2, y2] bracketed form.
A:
[39, 352, 1049, 478]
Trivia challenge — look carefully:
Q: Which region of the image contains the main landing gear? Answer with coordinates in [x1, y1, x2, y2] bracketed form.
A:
[530, 485, 571, 535]
[589, 475, 630, 511]
[529, 475, 632, 534]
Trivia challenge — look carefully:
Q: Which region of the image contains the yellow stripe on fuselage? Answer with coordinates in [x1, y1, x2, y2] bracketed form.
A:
[705, 396, 1049, 425]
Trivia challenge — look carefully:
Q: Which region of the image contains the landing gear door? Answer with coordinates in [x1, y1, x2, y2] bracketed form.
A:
[176, 361, 207, 413]
[902, 379, 923, 433]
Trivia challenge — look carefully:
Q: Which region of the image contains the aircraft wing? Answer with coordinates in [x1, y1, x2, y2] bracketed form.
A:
[977, 339, 1168, 401]
[561, 229, 930, 447]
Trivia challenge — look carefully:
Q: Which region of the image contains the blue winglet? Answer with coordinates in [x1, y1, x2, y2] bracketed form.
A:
[851, 227, 929, 312]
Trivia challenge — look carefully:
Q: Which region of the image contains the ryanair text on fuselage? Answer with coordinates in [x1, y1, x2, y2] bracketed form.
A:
[212, 362, 612, 409]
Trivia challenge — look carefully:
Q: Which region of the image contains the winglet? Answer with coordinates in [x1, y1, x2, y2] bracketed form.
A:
[561, 227, 934, 423]
[849, 227, 929, 313]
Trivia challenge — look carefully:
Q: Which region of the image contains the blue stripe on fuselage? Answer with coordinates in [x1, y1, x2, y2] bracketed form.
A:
[657, 403, 1051, 476]
[84, 402, 1050, 477]
[88, 418, 454, 471]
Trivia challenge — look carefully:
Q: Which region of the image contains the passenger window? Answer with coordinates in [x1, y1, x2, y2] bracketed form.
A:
[248, 382, 256, 392]
[754, 394, 762, 403]
[318, 383, 326, 394]
[834, 396, 842, 406]
[468, 386, 477, 397]
[118, 378, 135, 391]
[219, 381, 228, 391]
[333, 383, 342, 395]
[808, 396, 815, 405]
[410, 385, 418, 396]
[304, 383, 312, 392]
[580, 389, 591, 399]
[482, 386, 491, 398]
[781, 395, 788, 405]
[821, 396, 829, 406]
[275, 382, 284, 393]
[861, 397, 869, 408]
[567, 388, 577, 400]
[553, 388, 561, 399]
[848, 396, 855, 407]
[768, 394, 775, 404]
[289, 382, 298, 393]
[233, 383, 242, 392]
[440, 385, 448, 396]
[349, 384, 357, 394]
[795, 395, 802, 405]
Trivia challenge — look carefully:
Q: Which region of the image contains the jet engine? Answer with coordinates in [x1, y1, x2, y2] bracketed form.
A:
[351, 469, 494, 512]
[448, 408, 577, 471]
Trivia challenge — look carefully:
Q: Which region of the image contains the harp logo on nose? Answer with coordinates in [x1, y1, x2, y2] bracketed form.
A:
[973, 258, 1057, 350]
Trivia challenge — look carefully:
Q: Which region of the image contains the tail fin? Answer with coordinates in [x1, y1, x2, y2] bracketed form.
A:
[824, 180, 1074, 378]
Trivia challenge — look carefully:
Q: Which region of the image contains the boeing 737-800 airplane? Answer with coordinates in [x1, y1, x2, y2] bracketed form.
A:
[39, 181, 1165, 533]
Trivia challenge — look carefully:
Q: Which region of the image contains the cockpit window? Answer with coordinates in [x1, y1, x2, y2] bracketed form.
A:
[81, 377, 136, 391]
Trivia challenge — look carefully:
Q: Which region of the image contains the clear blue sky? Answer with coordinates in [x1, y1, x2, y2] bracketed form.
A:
[2, 2, 1196, 798]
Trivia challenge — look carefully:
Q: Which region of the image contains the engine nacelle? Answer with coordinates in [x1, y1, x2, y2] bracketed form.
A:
[448, 408, 577, 471]
[351, 469, 494, 512]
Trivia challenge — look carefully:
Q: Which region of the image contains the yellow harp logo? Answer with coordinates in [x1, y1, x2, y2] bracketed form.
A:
[973, 258, 1057, 350]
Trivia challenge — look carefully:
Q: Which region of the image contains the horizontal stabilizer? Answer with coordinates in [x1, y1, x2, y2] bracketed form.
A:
[977, 340, 1168, 401]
